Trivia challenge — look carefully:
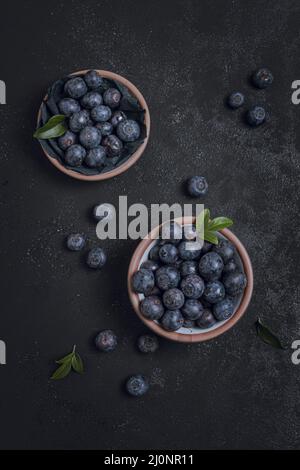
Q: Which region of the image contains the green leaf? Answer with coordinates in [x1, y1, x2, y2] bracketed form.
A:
[204, 209, 210, 227]
[34, 115, 67, 139]
[255, 318, 285, 349]
[51, 361, 72, 380]
[204, 231, 219, 245]
[208, 217, 234, 232]
[72, 353, 84, 374]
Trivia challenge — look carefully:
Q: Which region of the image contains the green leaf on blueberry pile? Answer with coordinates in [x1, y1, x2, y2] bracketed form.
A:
[255, 318, 286, 350]
[34, 114, 67, 140]
[51, 345, 84, 380]
[196, 209, 233, 245]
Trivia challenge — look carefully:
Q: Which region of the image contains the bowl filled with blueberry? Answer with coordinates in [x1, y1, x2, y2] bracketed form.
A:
[34, 70, 150, 181]
[128, 214, 253, 343]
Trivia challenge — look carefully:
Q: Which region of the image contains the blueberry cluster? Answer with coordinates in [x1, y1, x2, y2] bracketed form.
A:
[227, 68, 273, 127]
[132, 222, 247, 332]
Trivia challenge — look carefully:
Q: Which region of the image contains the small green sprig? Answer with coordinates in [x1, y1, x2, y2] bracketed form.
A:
[196, 209, 233, 245]
[51, 345, 84, 380]
[34, 115, 67, 140]
[255, 318, 286, 350]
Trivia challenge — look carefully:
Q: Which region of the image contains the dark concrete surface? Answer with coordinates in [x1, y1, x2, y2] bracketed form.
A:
[0, 0, 300, 450]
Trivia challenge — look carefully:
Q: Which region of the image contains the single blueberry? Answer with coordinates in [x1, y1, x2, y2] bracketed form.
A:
[140, 296, 164, 320]
[137, 334, 159, 353]
[84, 70, 103, 90]
[132, 268, 155, 295]
[102, 135, 123, 157]
[117, 119, 141, 142]
[227, 92, 245, 109]
[64, 77, 88, 99]
[213, 297, 234, 321]
[180, 274, 205, 299]
[155, 266, 180, 290]
[81, 91, 103, 109]
[187, 176, 208, 197]
[86, 247, 107, 269]
[141, 260, 160, 272]
[212, 239, 235, 263]
[159, 243, 178, 264]
[126, 375, 149, 397]
[246, 106, 266, 126]
[162, 288, 185, 310]
[198, 252, 224, 281]
[58, 98, 81, 116]
[91, 105, 112, 123]
[66, 233, 86, 251]
[161, 309, 184, 331]
[65, 144, 86, 167]
[57, 131, 77, 150]
[111, 110, 127, 128]
[196, 309, 217, 329]
[95, 329, 117, 352]
[95, 121, 113, 136]
[182, 299, 204, 321]
[85, 146, 107, 168]
[103, 88, 121, 108]
[178, 241, 202, 261]
[79, 126, 101, 149]
[223, 272, 247, 296]
[252, 68, 273, 89]
[69, 110, 90, 132]
[203, 281, 225, 304]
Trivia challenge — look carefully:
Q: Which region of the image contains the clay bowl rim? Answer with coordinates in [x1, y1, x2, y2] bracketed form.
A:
[127, 217, 253, 343]
[37, 69, 151, 182]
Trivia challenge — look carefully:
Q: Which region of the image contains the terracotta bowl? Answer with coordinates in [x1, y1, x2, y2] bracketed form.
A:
[128, 217, 253, 343]
[37, 70, 150, 181]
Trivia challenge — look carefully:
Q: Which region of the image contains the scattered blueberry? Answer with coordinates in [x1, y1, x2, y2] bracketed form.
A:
[159, 243, 178, 264]
[58, 98, 80, 116]
[212, 239, 235, 263]
[155, 266, 180, 290]
[91, 105, 112, 123]
[103, 88, 121, 108]
[187, 176, 208, 197]
[180, 274, 205, 299]
[132, 268, 155, 295]
[69, 110, 90, 133]
[64, 77, 88, 99]
[95, 330, 117, 352]
[213, 297, 234, 321]
[203, 280, 225, 304]
[85, 146, 107, 168]
[182, 299, 204, 321]
[140, 296, 164, 320]
[198, 252, 224, 281]
[163, 288, 185, 310]
[81, 91, 103, 109]
[57, 131, 77, 150]
[84, 70, 103, 90]
[65, 144, 86, 166]
[252, 68, 273, 89]
[66, 233, 86, 252]
[102, 135, 123, 157]
[223, 272, 247, 296]
[246, 106, 266, 126]
[196, 309, 217, 329]
[126, 375, 149, 397]
[227, 92, 245, 109]
[161, 310, 184, 331]
[137, 334, 159, 353]
[86, 247, 107, 269]
[180, 261, 198, 277]
[79, 126, 101, 149]
[95, 121, 113, 136]
[111, 110, 127, 128]
[117, 119, 141, 142]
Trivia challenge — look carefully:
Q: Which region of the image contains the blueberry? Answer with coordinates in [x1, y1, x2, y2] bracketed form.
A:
[160, 221, 182, 243]
[182, 299, 204, 321]
[183, 318, 196, 329]
[85, 146, 107, 168]
[126, 375, 149, 397]
[180, 274, 204, 299]
[155, 266, 180, 290]
[140, 296, 164, 320]
[117, 119, 141, 142]
[227, 92, 245, 109]
[187, 176, 208, 197]
[95, 329, 117, 352]
[102, 135, 123, 157]
[111, 110, 127, 127]
[161, 309, 184, 331]
[103, 88, 121, 108]
[57, 131, 77, 150]
[149, 244, 160, 262]
[86, 247, 107, 269]
[252, 68, 273, 89]
[246, 106, 266, 126]
[212, 239, 235, 263]
[65, 144, 86, 166]
[198, 252, 224, 281]
[178, 241, 202, 261]
[213, 297, 234, 321]
[180, 261, 198, 277]
[141, 260, 160, 272]
[223, 272, 247, 296]
[91, 105, 112, 123]
[95, 121, 113, 136]
[64, 77, 88, 99]
[196, 309, 217, 329]
[132, 268, 155, 295]
[203, 281, 225, 304]
[137, 334, 159, 353]
[162, 288, 185, 310]
[223, 259, 238, 274]
[79, 126, 101, 149]
[69, 110, 90, 132]
[66, 233, 86, 251]
[58, 98, 81, 116]
[84, 70, 103, 90]
[159, 243, 178, 264]
[81, 91, 103, 109]
[144, 286, 161, 297]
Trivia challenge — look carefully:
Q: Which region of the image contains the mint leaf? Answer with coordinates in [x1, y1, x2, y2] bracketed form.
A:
[208, 217, 233, 232]
[72, 353, 84, 374]
[34, 115, 67, 140]
[255, 318, 285, 349]
[51, 345, 84, 380]
[51, 361, 72, 380]
[204, 231, 219, 245]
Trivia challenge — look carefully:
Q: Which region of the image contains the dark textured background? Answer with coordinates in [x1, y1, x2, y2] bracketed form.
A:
[0, 0, 300, 450]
